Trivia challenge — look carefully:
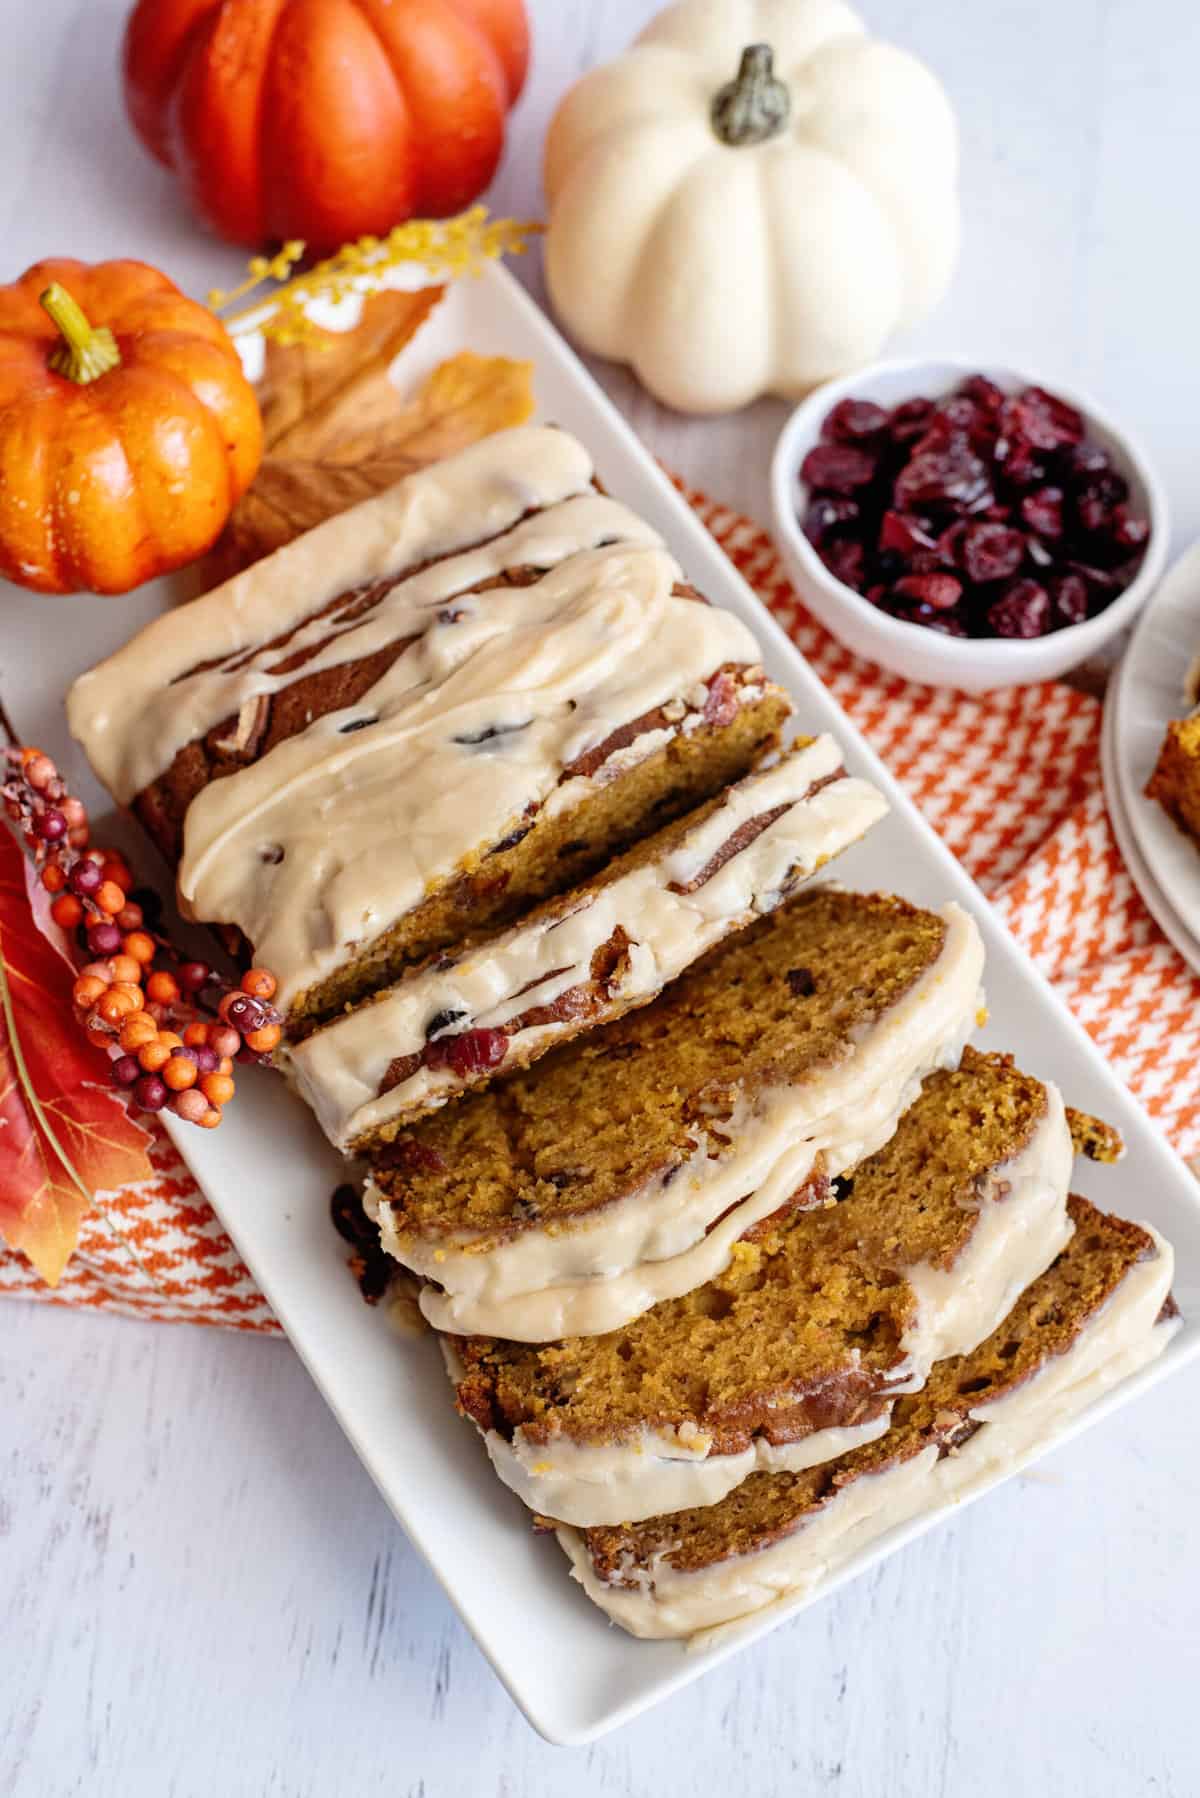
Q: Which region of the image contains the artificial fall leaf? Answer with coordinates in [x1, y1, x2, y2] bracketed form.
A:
[257, 286, 446, 457]
[0, 825, 154, 1285]
[225, 349, 536, 565]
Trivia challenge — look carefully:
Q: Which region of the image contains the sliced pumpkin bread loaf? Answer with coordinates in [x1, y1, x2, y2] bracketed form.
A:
[368, 886, 986, 1341]
[285, 737, 887, 1149]
[449, 1050, 1077, 1525]
[68, 426, 792, 1028]
[555, 1195, 1178, 1638]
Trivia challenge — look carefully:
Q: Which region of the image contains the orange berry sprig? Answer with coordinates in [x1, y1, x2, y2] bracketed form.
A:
[2, 745, 282, 1130]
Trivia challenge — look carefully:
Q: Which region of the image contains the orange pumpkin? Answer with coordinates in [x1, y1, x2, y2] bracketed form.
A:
[0, 258, 262, 595]
[122, 0, 530, 254]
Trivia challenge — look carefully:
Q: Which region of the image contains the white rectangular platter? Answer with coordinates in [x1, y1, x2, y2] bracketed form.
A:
[6, 261, 1200, 1746]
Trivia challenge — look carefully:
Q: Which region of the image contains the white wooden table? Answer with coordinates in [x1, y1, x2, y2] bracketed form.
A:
[5, 3, 1200, 1792]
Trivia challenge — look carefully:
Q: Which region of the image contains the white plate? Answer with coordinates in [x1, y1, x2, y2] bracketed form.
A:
[5, 262, 1200, 1746]
[1105, 538, 1200, 970]
[1102, 683, 1200, 975]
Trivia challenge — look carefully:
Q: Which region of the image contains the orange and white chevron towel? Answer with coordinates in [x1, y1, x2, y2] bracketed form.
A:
[4, 488, 1198, 1335]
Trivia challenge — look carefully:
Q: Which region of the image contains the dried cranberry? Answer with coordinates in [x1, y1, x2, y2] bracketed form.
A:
[801, 444, 877, 493]
[1067, 561, 1121, 600]
[960, 522, 1025, 584]
[1050, 573, 1089, 628]
[924, 611, 969, 637]
[1059, 441, 1111, 482]
[819, 538, 867, 590]
[932, 395, 981, 434]
[1114, 555, 1148, 589]
[1005, 387, 1084, 450]
[821, 398, 889, 445]
[879, 510, 936, 555]
[988, 579, 1051, 638]
[331, 1183, 372, 1251]
[330, 1184, 393, 1304]
[960, 375, 1006, 414]
[1111, 503, 1149, 550]
[1020, 487, 1065, 538]
[935, 520, 969, 566]
[891, 603, 969, 637]
[375, 1137, 448, 1176]
[803, 496, 859, 544]
[894, 438, 991, 513]
[425, 1027, 509, 1080]
[1075, 487, 1113, 535]
[889, 397, 935, 444]
[906, 549, 945, 576]
[994, 438, 1046, 488]
[893, 572, 962, 609]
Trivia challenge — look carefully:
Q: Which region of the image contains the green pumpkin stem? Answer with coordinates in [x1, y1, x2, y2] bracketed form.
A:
[39, 283, 121, 384]
[711, 44, 791, 148]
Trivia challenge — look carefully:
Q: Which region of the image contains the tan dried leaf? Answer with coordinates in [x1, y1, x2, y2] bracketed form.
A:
[226, 350, 535, 566]
[257, 286, 446, 456]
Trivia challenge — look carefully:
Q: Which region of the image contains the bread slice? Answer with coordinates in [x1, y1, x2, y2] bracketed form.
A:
[449, 1050, 1077, 1525]
[67, 426, 792, 1026]
[1145, 655, 1200, 848]
[368, 887, 986, 1341]
[285, 738, 888, 1150]
[1147, 712, 1200, 851]
[555, 1196, 1179, 1638]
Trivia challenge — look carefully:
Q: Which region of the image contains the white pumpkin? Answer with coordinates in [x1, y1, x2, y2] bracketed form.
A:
[543, 0, 960, 414]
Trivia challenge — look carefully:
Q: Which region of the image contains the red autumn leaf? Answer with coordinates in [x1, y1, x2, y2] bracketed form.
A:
[0, 823, 154, 1284]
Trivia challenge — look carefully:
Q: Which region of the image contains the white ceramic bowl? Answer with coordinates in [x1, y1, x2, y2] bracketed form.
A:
[769, 356, 1169, 692]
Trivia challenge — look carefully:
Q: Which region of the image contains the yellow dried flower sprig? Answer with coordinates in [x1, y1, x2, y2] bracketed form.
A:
[207, 242, 306, 315]
[209, 207, 541, 346]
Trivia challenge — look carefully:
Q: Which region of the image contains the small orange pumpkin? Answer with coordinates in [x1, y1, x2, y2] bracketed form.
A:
[0, 258, 262, 595]
[123, 0, 530, 254]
